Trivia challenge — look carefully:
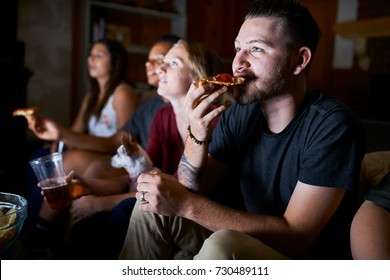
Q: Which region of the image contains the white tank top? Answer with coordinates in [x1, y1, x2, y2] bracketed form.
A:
[88, 86, 120, 137]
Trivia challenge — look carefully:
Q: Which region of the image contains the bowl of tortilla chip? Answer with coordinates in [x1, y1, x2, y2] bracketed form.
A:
[0, 192, 27, 253]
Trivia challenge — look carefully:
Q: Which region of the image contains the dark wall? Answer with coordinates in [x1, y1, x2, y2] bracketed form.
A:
[330, 0, 390, 121]
[0, 0, 33, 195]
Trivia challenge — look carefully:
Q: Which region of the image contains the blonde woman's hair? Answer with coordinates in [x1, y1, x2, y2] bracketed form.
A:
[175, 39, 234, 103]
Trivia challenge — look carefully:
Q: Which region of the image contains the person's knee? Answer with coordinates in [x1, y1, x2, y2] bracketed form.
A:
[195, 229, 242, 259]
[83, 160, 108, 177]
[209, 229, 242, 243]
[130, 200, 158, 227]
[196, 229, 289, 260]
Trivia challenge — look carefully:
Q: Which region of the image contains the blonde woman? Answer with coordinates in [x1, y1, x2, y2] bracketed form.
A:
[68, 39, 230, 259]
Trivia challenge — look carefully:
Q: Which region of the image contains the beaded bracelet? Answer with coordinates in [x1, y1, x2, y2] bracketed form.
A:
[187, 125, 212, 145]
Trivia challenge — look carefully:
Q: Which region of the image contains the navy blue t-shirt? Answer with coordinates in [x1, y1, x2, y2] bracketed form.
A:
[123, 95, 168, 149]
[209, 90, 366, 259]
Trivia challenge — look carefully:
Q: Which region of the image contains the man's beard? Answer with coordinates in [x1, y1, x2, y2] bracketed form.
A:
[235, 57, 291, 105]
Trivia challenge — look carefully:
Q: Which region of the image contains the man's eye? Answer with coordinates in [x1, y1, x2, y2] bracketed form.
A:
[234, 47, 241, 53]
[251, 47, 262, 52]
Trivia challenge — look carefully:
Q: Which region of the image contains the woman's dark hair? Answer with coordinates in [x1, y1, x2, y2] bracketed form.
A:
[85, 38, 128, 126]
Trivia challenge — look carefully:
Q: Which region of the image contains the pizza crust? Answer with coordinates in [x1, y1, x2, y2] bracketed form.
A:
[13, 106, 46, 132]
[13, 107, 38, 122]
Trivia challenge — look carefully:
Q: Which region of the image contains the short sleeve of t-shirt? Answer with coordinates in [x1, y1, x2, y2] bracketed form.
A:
[210, 91, 366, 192]
[365, 172, 390, 212]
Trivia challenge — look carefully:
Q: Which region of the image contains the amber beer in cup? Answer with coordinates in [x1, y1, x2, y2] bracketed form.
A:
[39, 180, 71, 209]
[29, 152, 72, 209]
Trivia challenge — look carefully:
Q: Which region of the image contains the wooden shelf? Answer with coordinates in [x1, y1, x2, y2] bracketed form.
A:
[81, 0, 187, 91]
[90, 1, 183, 20]
[333, 16, 390, 39]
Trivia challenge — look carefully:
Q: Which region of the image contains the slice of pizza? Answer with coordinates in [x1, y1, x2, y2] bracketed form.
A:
[197, 73, 245, 87]
[13, 106, 39, 122]
[13, 106, 46, 132]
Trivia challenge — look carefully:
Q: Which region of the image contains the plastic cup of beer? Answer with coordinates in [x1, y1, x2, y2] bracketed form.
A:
[29, 152, 71, 209]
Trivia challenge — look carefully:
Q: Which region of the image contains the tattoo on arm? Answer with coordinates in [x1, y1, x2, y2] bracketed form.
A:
[178, 154, 204, 191]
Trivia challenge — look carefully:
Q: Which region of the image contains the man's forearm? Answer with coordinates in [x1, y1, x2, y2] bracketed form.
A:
[178, 139, 209, 192]
[178, 153, 204, 191]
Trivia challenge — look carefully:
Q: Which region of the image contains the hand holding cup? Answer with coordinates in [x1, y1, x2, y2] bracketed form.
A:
[29, 152, 72, 209]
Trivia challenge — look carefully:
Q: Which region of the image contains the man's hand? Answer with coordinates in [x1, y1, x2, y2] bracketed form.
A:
[185, 83, 230, 142]
[136, 170, 193, 217]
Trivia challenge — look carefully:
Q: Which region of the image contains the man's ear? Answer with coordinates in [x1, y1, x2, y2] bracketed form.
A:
[293, 46, 311, 75]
